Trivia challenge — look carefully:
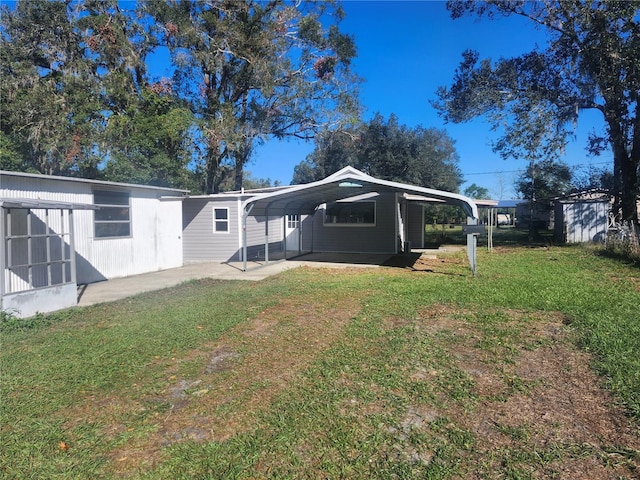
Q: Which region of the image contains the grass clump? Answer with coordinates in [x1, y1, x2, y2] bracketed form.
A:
[0, 309, 52, 332]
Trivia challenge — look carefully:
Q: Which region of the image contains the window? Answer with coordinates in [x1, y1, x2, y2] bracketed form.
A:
[287, 214, 300, 229]
[213, 207, 229, 233]
[94, 190, 131, 238]
[324, 201, 376, 226]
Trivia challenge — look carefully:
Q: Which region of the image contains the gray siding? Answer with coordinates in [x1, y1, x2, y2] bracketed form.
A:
[311, 192, 398, 253]
[300, 215, 313, 253]
[183, 198, 242, 263]
[182, 197, 285, 262]
[245, 216, 284, 261]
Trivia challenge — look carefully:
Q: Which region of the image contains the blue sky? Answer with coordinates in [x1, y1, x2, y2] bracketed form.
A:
[248, 0, 612, 199]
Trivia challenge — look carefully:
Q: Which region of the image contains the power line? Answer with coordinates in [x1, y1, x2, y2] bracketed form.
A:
[465, 169, 520, 176]
[464, 160, 610, 176]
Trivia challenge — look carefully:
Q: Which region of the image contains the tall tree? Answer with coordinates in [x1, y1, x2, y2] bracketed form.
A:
[464, 183, 489, 199]
[0, 0, 102, 175]
[102, 80, 196, 189]
[292, 128, 358, 183]
[1, 0, 200, 185]
[516, 158, 572, 202]
[0, 131, 23, 172]
[571, 165, 614, 193]
[142, 0, 360, 193]
[293, 113, 463, 192]
[516, 158, 572, 238]
[435, 1, 640, 225]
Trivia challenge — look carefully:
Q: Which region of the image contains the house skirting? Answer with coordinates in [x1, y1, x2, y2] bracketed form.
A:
[2, 283, 77, 318]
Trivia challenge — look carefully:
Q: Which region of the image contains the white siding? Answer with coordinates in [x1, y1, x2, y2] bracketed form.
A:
[1, 173, 184, 284]
[556, 201, 609, 244]
[77, 192, 183, 282]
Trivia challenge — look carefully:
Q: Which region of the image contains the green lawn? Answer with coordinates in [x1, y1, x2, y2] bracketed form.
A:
[1, 246, 639, 479]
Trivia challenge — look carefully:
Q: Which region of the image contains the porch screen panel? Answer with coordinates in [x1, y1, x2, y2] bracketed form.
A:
[3, 207, 73, 294]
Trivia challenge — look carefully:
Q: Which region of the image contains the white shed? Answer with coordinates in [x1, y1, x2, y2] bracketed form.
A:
[554, 199, 610, 244]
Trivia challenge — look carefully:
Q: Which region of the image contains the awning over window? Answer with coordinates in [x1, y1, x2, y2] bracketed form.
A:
[0, 199, 99, 210]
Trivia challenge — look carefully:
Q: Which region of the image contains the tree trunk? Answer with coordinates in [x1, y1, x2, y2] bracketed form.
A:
[234, 161, 243, 191]
[206, 145, 221, 194]
[628, 102, 640, 225]
[233, 93, 250, 191]
[621, 152, 638, 224]
[604, 102, 638, 224]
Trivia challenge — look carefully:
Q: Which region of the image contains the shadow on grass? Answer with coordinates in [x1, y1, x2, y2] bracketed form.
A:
[382, 253, 423, 268]
[594, 249, 640, 268]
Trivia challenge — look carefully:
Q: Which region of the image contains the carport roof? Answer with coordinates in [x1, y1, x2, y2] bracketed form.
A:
[244, 166, 479, 219]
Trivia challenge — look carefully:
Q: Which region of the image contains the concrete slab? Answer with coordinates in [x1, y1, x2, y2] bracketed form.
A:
[77, 261, 296, 307]
[76, 254, 385, 307]
[76, 250, 456, 308]
[292, 252, 394, 267]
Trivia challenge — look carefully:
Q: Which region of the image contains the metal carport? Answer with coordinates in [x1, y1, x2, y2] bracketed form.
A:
[241, 167, 481, 274]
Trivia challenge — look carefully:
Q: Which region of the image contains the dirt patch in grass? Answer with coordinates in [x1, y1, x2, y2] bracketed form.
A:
[414, 306, 640, 479]
[607, 272, 640, 292]
[85, 288, 366, 474]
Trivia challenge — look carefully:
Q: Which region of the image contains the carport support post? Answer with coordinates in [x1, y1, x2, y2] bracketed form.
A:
[466, 217, 478, 277]
[242, 204, 254, 272]
[283, 213, 288, 260]
[264, 207, 269, 265]
[298, 208, 303, 256]
[0, 208, 5, 300]
[488, 208, 494, 252]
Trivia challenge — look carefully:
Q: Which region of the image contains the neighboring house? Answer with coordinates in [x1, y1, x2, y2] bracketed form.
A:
[1, 171, 187, 317]
[2, 166, 479, 318]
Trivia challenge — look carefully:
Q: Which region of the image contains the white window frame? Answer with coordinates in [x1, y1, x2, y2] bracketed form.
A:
[287, 214, 300, 229]
[324, 201, 376, 227]
[93, 189, 131, 239]
[213, 207, 230, 233]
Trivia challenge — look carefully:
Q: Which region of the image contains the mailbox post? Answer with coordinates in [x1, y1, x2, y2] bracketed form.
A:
[463, 220, 486, 277]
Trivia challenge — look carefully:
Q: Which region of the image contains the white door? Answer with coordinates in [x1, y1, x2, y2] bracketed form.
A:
[286, 214, 300, 252]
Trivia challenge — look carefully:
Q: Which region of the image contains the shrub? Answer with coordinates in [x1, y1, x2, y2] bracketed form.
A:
[606, 221, 640, 264]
